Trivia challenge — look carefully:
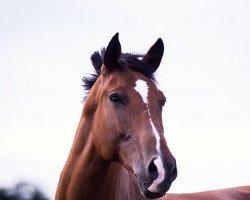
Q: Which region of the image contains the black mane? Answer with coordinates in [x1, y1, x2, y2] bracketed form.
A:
[82, 48, 156, 100]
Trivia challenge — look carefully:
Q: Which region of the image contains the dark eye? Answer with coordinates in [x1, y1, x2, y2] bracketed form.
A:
[109, 94, 122, 104]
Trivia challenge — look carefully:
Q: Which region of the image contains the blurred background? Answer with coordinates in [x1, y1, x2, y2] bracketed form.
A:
[0, 0, 250, 199]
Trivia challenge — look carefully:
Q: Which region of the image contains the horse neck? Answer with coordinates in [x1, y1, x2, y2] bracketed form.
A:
[55, 112, 145, 200]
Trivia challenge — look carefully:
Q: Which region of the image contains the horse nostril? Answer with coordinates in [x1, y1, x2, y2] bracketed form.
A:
[148, 159, 159, 181]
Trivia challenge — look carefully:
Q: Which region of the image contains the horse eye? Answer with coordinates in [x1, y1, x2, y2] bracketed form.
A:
[109, 94, 122, 104]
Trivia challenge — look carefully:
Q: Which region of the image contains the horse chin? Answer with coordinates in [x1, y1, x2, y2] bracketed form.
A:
[137, 179, 171, 199]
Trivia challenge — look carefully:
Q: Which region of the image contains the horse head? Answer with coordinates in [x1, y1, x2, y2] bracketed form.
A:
[83, 33, 177, 199]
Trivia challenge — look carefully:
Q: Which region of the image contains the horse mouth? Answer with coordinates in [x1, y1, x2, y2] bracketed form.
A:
[138, 179, 172, 199]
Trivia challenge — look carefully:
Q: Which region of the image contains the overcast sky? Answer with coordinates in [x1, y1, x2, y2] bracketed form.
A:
[0, 0, 250, 198]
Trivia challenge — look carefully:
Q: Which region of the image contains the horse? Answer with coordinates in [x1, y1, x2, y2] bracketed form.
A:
[55, 33, 250, 200]
[55, 33, 177, 199]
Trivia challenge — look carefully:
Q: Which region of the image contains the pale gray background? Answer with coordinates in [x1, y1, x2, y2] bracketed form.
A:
[0, 0, 250, 198]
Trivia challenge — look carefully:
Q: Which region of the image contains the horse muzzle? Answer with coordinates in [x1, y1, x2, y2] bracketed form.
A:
[136, 157, 177, 199]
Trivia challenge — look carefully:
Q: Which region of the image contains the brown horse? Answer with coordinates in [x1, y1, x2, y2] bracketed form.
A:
[55, 33, 177, 199]
[55, 34, 250, 200]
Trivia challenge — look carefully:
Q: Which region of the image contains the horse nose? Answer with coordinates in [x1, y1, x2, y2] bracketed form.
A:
[147, 157, 177, 182]
[148, 158, 159, 181]
[147, 156, 177, 193]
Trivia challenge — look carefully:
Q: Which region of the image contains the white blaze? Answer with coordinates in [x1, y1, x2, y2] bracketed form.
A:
[134, 79, 148, 104]
[150, 118, 161, 152]
[134, 79, 165, 193]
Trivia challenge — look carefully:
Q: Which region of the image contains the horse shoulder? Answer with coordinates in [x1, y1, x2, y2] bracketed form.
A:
[163, 192, 219, 200]
[162, 186, 250, 200]
[230, 186, 250, 199]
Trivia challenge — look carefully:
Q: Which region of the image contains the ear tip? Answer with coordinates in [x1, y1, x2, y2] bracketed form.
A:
[157, 38, 164, 46]
[113, 32, 119, 40]
[109, 33, 120, 45]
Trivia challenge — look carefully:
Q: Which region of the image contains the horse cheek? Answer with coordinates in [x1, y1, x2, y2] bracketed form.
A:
[93, 127, 118, 161]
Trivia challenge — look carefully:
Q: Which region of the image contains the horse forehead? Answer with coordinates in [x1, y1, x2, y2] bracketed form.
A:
[134, 79, 149, 104]
[104, 71, 163, 99]
[133, 78, 163, 101]
[105, 71, 134, 87]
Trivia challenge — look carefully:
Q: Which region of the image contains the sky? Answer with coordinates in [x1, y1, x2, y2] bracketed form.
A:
[0, 0, 250, 199]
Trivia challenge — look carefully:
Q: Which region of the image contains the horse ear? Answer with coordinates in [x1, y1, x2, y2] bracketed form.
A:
[103, 33, 121, 71]
[142, 38, 164, 72]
